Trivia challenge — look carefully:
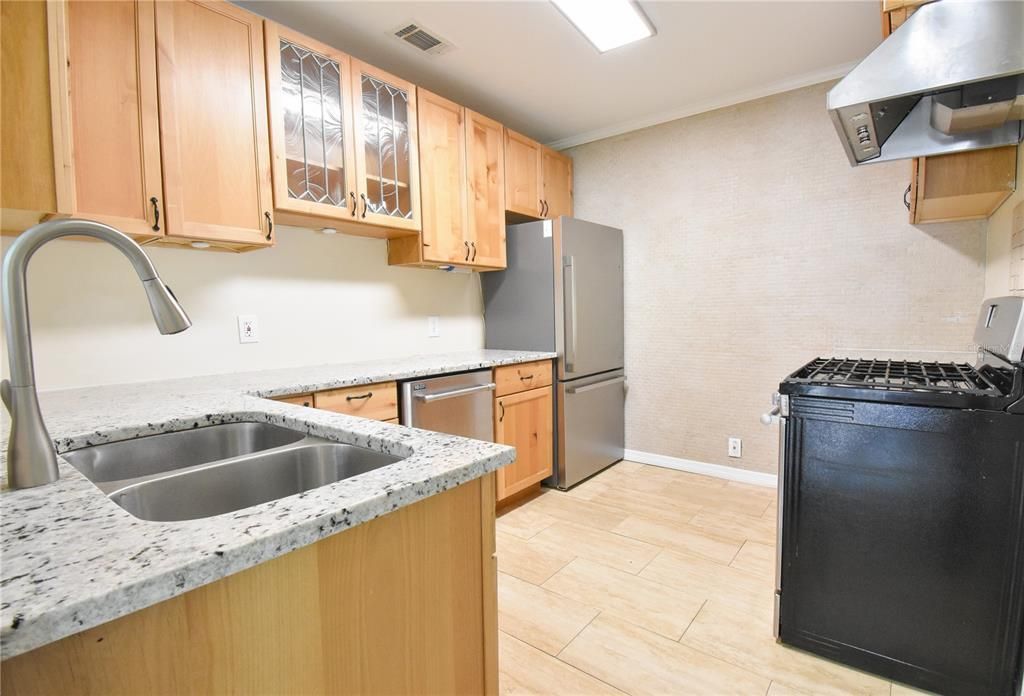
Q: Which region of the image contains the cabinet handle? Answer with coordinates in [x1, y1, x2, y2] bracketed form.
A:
[471, 241, 477, 262]
[464, 241, 471, 261]
[360, 193, 368, 219]
[350, 192, 357, 217]
[345, 391, 373, 401]
[149, 197, 161, 232]
[539, 199, 545, 217]
[264, 211, 273, 240]
[498, 400, 505, 422]
[903, 184, 912, 211]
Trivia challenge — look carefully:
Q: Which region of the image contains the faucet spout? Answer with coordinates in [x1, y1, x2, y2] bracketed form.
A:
[2, 218, 191, 489]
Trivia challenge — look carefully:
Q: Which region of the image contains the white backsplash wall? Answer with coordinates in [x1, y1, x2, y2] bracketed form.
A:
[569, 81, 988, 475]
[0, 227, 484, 390]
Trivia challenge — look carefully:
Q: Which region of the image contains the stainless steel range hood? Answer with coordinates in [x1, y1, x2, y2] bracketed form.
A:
[828, 0, 1023, 166]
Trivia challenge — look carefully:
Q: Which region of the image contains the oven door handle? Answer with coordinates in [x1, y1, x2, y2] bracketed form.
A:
[414, 382, 496, 403]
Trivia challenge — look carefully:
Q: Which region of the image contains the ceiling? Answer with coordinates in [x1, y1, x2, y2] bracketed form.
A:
[239, 1, 881, 149]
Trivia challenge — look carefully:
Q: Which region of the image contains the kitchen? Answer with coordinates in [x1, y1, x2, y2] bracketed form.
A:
[1, 0, 1022, 695]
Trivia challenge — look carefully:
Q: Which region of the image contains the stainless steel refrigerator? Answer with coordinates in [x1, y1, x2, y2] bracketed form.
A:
[481, 216, 624, 489]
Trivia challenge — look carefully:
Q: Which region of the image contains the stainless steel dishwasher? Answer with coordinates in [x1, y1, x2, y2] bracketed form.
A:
[399, 370, 495, 441]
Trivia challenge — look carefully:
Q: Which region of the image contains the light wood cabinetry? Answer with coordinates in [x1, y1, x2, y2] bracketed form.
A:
[1, 475, 499, 696]
[1, 0, 274, 250]
[388, 89, 506, 270]
[880, 0, 1018, 225]
[494, 360, 554, 503]
[154, 0, 273, 250]
[504, 129, 573, 220]
[274, 393, 313, 407]
[312, 381, 399, 421]
[263, 24, 420, 239]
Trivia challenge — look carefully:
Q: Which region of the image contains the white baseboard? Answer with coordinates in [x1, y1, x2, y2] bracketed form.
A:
[623, 449, 777, 488]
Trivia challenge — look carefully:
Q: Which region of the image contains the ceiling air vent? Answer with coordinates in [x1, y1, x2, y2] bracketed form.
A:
[392, 22, 454, 56]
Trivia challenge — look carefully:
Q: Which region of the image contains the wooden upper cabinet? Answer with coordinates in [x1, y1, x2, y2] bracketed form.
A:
[542, 148, 573, 219]
[264, 23, 358, 229]
[351, 60, 421, 233]
[154, 0, 273, 248]
[465, 109, 507, 268]
[417, 89, 468, 265]
[66, 0, 163, 240]
[504, 129, 543, 218]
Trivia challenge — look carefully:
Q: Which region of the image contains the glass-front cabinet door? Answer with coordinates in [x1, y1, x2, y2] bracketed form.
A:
[351, 60, 421, 232]
[265, 23, 357, 225]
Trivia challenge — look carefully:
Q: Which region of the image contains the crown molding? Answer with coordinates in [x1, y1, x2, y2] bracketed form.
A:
[546, 60, 859, 151]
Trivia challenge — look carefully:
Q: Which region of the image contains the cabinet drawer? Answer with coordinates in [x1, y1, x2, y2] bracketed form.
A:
[275, 393, 313, 407]
[494, 360, 552, 397]
[313, 382, 398, 421]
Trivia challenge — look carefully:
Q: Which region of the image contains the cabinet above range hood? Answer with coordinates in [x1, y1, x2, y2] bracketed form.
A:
[828, 0, 1023, 166]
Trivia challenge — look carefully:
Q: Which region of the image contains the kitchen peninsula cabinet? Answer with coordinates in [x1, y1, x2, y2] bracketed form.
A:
[493, 360, 554, 502]
[388, 89, 506, 269]
[0, 0, 274, 250]
[1, 475, 499, 696]
[881, 0, 1017, 224]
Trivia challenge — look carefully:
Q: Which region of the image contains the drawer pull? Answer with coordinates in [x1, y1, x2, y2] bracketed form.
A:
[345, 392, 373, 402]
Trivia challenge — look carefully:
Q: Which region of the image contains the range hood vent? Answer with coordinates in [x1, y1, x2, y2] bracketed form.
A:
[392, 22, 454, 56]
[828, 0, 1023, 166]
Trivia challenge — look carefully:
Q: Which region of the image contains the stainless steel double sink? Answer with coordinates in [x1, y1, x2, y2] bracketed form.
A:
[62, 422, 401, 522]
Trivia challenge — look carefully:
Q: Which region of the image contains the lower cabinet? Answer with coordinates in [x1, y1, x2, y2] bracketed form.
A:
[494, 384, 554, 503]
[0, 475, 499, 695]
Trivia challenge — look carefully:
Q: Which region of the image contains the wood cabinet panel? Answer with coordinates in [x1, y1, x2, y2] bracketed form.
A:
[264, 22, 358, 228]
[155, 0, 273, 247]
[542, 148, 573, 219]
[494, 360, 553, 398]
[418, 88, 468, 264]
[275, 393, 313, 407]
[0, 0, 69, 234]
[495, 386, 554, 501]
[313, 381, 398, 421]
[1, 476, 497, 696]
[351, 60, 421, 232]
[466, 109, 507, 268]
[66, 0, 163, 239]
[504, 129, 543, 218]
[911, 145, 1017, 224]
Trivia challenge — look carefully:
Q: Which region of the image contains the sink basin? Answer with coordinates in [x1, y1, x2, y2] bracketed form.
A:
[109, 443, 401, 522]
[63, 422, 306, 492]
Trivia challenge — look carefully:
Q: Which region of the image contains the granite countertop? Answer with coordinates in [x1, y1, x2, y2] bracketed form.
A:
[0, 349, 556, 659]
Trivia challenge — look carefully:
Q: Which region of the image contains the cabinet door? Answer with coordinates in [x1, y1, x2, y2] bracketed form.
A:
[542, 148, 573, 219]
[495, 386, 553, 501]
[264, 23, 357, 224]
[154, 0, 273, 246]
[465, 110, 506, 269]
[504, 129, 543, 218]
[66, 0, 163, 240]
[351, 60, 421, 232]
[417, 88, 467, 264]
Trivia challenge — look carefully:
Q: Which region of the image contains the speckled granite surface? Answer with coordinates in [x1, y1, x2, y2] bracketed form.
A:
[0, 349, 555, 659]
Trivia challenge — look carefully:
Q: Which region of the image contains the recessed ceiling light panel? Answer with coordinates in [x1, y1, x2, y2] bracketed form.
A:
[551, 0, 655, 53]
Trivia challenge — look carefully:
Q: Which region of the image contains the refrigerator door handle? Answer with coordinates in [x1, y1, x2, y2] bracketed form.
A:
[564, 256, 578, 373]
[566, 376, 625, 395]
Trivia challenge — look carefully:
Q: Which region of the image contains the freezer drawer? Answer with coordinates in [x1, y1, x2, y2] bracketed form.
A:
[399, 370, 495, 442]
[556, 370, 625, 489]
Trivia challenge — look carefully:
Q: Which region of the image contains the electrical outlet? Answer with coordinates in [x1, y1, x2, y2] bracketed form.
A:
[237, 315, 259, 344]
[728, 437, 742, 458]
[427, 316, 440, 338]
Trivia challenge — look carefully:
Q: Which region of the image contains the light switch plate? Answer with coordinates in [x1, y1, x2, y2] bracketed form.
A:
[427, 316, 440, 338]
[238, 315, 259, 344]
[728, 437, 742, 458]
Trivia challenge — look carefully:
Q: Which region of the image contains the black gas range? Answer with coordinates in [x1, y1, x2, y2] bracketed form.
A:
[768, 297, 1024, 696]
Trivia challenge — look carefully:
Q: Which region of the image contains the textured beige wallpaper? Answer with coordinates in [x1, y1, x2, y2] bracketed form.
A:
[569, 81, 987, 474]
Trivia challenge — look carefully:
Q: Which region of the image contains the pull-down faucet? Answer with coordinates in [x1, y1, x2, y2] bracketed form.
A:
[2, 219, 191, 489]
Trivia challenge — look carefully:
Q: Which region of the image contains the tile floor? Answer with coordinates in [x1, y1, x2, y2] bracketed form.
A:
[496, 461, 925, 696]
